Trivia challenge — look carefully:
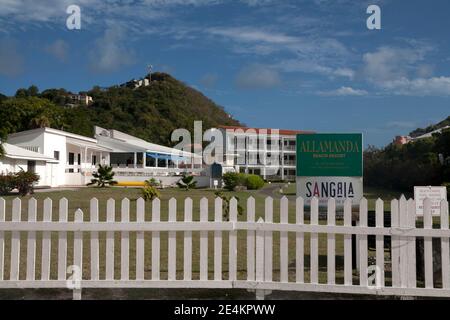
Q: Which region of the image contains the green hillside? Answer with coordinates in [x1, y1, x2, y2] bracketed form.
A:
[0, 73, 241, 146]
[409, 116, 450, 137]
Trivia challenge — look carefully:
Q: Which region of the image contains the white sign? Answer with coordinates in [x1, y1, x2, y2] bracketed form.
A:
[414, 186, 447, 216]
[213, 180, 218, 187]
[297, 176, 363, 207]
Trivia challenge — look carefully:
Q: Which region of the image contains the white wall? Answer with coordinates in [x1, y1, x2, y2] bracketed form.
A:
[0, 157, 51, 187]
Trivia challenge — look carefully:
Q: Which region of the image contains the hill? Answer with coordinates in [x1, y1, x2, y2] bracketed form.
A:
[409, 116, 450, 137]
[0, 73, 242, 146]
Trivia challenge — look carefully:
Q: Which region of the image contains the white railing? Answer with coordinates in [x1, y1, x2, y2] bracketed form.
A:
[0, 196, 448, 300]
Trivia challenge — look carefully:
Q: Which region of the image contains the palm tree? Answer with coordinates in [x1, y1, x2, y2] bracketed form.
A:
[87, 165, 118, 187]
[176, 175, 197, 191]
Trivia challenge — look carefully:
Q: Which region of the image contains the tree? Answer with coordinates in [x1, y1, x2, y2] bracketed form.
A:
[87, 165, 118, 187]
[176, 175, 197, 191]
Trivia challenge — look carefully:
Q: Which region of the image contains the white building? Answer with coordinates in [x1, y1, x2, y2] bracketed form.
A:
[4, 126, 206, 188]
[7, 127, 112, 187]
[0, 143, 58, 187]
[218, 126, 314, 181]
[94, 126, 206, 185]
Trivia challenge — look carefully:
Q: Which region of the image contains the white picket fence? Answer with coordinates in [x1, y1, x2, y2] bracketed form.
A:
[0, 196, 449, 300]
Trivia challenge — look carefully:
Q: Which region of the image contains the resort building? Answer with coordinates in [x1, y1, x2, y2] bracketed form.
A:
[7, 127, 112, 187]
[218, 126, 314, 181]
[4, 126, 205, 188]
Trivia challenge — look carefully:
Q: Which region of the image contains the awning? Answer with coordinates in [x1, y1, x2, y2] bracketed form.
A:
[146, 152, 189, 161]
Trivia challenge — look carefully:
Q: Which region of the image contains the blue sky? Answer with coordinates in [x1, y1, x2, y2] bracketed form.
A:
[0, 0, 449, 147]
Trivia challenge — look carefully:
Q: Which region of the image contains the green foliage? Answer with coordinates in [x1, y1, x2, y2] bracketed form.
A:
[14, 168, 40, 196]
[141, 185, 161, 201]
[0, 96, 65, 134]
[364, 128, 450, 191]
[245, 174, 265, 190]
[145, 178, 161, 187]
[0, 172, 16, 195]
[222, 172, 264, 191]
[214, 191, 244, 221]
[177, 175, 197, 191]
[222, 172, 246, 191]
[0, 73, 241, 145]
[409, 116, 450, 138]
[87, 165, 118, 187]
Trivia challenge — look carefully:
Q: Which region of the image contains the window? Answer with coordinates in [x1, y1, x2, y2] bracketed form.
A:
[27, 161, 36, 174]
[68, 153, 75, 165]
[92, 155, 97, 165]
[77, 154, 81, 165]
[54, 151, 60, 161]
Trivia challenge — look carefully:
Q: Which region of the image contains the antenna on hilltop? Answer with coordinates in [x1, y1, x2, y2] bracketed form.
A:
[147, 64, 153, 79]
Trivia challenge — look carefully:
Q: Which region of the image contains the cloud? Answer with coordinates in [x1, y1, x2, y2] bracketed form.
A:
[276, 60, 354, 79]
[235, 64, 281, 89]
[384, 121, 417, 129]
[381, 77, 450, 96]
[44, 39, 69, 62]
[362, 46, 432, 83]
[89, 24, 135, 73]
[318, 86, 368, 96]
[361, 45, 450, 96]
[0, 38, 24, 76]
[199, 73, 218, 88]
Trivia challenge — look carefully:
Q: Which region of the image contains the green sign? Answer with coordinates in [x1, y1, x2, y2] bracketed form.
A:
[296, 133, 363, 177]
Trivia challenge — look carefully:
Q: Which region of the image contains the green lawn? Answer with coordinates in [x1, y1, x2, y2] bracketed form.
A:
[0, 186, 398, 287]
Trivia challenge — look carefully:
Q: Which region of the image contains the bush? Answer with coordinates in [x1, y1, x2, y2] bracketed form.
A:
[177, 175, 197, 191]
[222, 172, 264, 191]
[0, 173, 16, 195]
[141, 185, 161, 201]
[87, 165, 117, 187]
[15, 169, 40, 196]
[222, 172, 246, 191]
[145, 178, 161, 188]
[245, 174, 265, 190]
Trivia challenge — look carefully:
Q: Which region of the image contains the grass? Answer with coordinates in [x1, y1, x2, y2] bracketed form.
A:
[0, 185, 413, 295]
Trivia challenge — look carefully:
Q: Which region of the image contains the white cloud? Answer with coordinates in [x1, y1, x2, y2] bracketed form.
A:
[235, 64, 281, 89]
[44, 39, 68, 62]
[381, 77, 450, 96]
[361, 45, 450, 96]
[89, 24, 135, 73]
[318, 86, 368, 96]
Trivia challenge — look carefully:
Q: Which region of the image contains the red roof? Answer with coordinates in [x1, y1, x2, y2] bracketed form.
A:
[218, 126, 314, 136]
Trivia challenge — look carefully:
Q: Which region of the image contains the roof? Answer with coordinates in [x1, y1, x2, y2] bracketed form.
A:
[8, 127, 97, 143]
[66, 137, 112, 152]
[2, 143, 58, 162]
[218, 126, 314, 136]
[95, 127, 197, 158]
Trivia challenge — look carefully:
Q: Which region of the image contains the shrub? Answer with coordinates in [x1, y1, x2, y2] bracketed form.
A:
[87, 165, 117, 187]
[245, 174, 265, 190]
[15, 169, 40, 196]
[141, 185, 161, 201]
[214, 191, 244, 221]
[0, 173, 16, 195]
[222, 172, 264, 191]
[145, 178, 161, 188]
[222, 172, 246, 191]
[177, 175, 197, 191]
